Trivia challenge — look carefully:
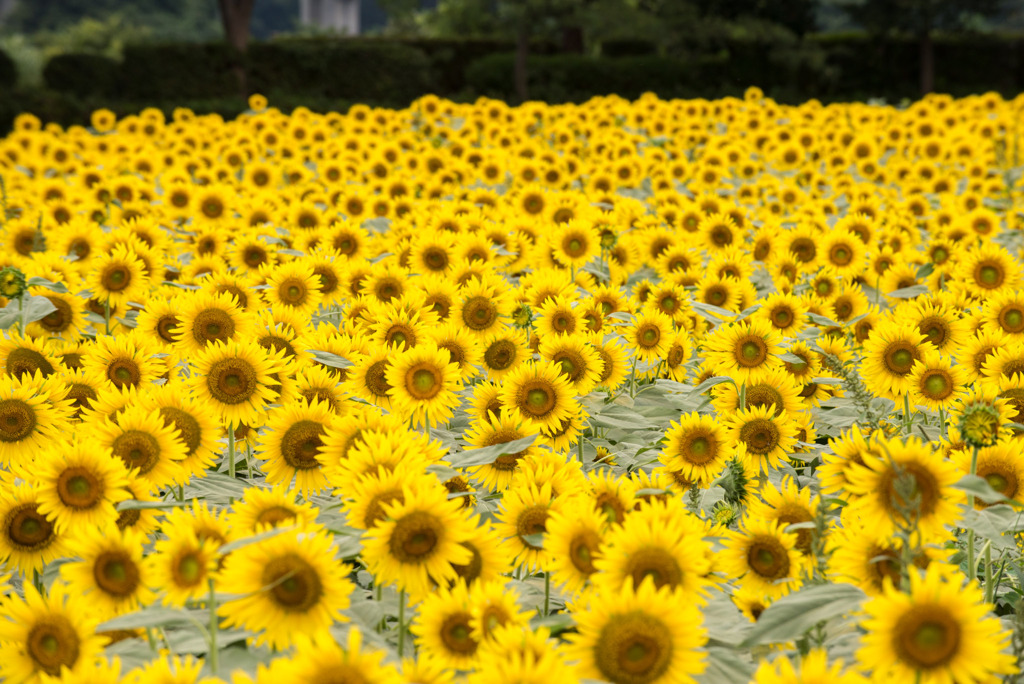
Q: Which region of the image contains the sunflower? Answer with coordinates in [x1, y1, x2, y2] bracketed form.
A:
[429, 321, 482, 380]
[721, 518, 807, 599]
[861, 319, 935, 400]
[624, 310, 674, 365]
[385, 341, 464, 428]
[954, 242, 1021, 295]
[173, 290, 255, 354]
[229, 483, 320, 535]
[753, 650, 867, 684]
[262, 259, 324, 315]
[362, 483, 475, 597]
[25, 287, 88, 340]
[593, 497, 712, 600]
[261, 628, 404, 684]
[746, 478, 819, 555]
[463, 410, 544, 491]
[827, 521, 944, 596]
[551, 219, 600, 269]
[712, 367, 803, 417]
[81, 332, 161, 390]
[92, 404, 188, 490]
[412, 580, 480, 669]
[543, 498, 606, 597]
[499, 360, 576, 432]
[0, 482, 68, 576]
[951, 440, 1024, 508]
[190, 339, 286, 427]
[87, 243, 147, 309]
[61, 525, 154, 618]
[702, 318, 784, 383]
[538, 333, 603, 396]
[0, 332, 60, 379]
[139, 380, 221, 481]
[726, 405, 799, 477]
[0, 372, 62, 466]
[857, 565, 1016, 683]
[217, 528, 353, 650]
[468, 578, 529, 645]
[845, 434, 962, 538]
[568, 576, 707, 684]
[659, 412, 731, 485]
[257, 398, 334, 496]
[908, 352, 967, 412]
[0, 582, 107, 683]
[32, 438, 130, 533]
[494, 481, 567, 572]
[147, 526, 218, 608]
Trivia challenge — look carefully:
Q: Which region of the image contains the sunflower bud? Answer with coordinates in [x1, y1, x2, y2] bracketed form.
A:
[512, 303, 533, 329]
[0, 266, 26, 299]
[958, 402, 1003, 448]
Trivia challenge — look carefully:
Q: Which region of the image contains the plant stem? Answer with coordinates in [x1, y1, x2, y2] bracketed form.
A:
[967, 444, 980, 582]
[398, 589, 406, 657]
[227, 423, 236, 479]
[738, 382, 746, 410]
[104, 298, 111, 335]
[577, 432, 584, 463]
[939, 406, 947, 442]
[207, 579, 219, 676]
[543, 571, 550, 617]
[15, 296, 22, 337]
[984, 542, 994, 601]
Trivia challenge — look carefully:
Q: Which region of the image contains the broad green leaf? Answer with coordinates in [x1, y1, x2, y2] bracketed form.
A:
[531, 612, 575, 634]
[806, 312, 841, 328]
[699, 647, 755, 684]
[27, 276, 69, 293]
[116, 499, 192, 511]
[954, 474, 1010, 505]
[739, 583, 865, 647]
[887, 284, 928, 299]
[308, 350, 352, 369]
[691, 376, 736, 394]
[520, 533, 544, 549]
[449, 435, 537, 467]
[98, 608, 199, 631]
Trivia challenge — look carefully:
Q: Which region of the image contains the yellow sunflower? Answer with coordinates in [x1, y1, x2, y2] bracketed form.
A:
[190, 339, 287, 427]
[257, 398, 334, 496]
[32, 438, 130, 533]
[702, 317, 784, 383]
[92, 404, 188, 490]
[385, 341, 465, 428]
[659, 412, 731, 485]
[0, 482, 68, 576]
[173, 290, 255, 354]
[147, 526, 218, 608]
[61, 525, 155, 618]
[499, 360, 576, 432]
[721, 517, 809, 599]
[725, 405, 799, 477]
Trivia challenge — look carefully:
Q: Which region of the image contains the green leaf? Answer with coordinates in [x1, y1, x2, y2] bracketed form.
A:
[886, 284, 929, 299]
[116, 499, 192, 511]
[27, 276, 69, 293]
[691, 376, 736, 394]
[218, 525, 296, 554]
[530, 612, 575, 634]
[738, 583, 865, 647]
[0, 295, 58, 329]
[450, 435, 537, 467]
[308, 350, 352, 369]
[954, 474, 1009, 505]
[806, 312, 841, 328]
[779, 352, 806, 364]
[98, 608, 200, 631]
[691, 301, 735, 321]
[916, 262, 935, 279]
[699, 647, 755, 684]
[810, 376, 845, 385]
[520, 533, 544, 549]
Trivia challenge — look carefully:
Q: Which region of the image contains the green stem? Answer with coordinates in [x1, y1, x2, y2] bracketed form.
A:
[398, 589, 406, 657]
[738, 382, 746, 411]
[543, 571, 550, 617]
[577, 432, 584, 464]
[939, 406, 947, 443]
[145, 627, 158, 653]
[983, 542, 993, 601]
[227, 423, 236, 479]
[103, 298, 110, 336]
[246, 442, 254, 479]
[207, 579, 219, 675]
[628, 356, 638, 398]
[903, 394, 912, 434]
[15, 296, 22, 337]
[968, 444, 980, 582]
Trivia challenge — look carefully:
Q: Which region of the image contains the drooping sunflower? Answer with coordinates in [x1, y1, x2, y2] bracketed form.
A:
[190, 339, 287, 427]
[32, 438, 130, 533]
[173, 290, 255, 354]
[385, 341, 465, 428]
[217, 528, 354, 650]
[257, 398, 334, 496]
[61, 525, 154, 618]
[726, 405, 799, 477]
[0, 582, 107, 683]
[659, 412, 731, 485]
[861, 319, 935, 400]
[702, 318, 784, 383]
[92, 404, 188, 490]
[845, 434, 962, 539]
[499, 360, 576, 432]
[721, 517, 808, 599]
[857, 565, 1016, 683]
[568, 577, 708, 684]
[147, 526, 218, 608]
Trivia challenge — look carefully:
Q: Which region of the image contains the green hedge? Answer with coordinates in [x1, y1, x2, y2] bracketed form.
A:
[0, 49, 15, 90]
[119, 42, 243, 100]
[43, 53, 120, 99]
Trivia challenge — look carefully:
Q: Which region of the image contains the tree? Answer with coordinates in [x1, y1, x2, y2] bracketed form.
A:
[217, 0, 256, 52]
[831, 0, 1001, 94]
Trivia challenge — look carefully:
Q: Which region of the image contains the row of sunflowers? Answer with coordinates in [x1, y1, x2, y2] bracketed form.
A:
[0, 87, 1023, 682]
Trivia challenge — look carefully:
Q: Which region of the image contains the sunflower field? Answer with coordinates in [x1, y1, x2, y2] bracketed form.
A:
[0, 87, 1023, 683]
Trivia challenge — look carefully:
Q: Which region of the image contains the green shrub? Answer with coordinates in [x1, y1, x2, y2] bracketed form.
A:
[43, 53, 120, 99]
[118, 42, 242, 100]
[0, 49, 16, 90]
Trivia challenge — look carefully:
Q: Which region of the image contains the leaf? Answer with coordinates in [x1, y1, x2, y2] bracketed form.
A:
[98, 608, 200, 631]
[27, 276, 69, 293]
[218, 525, 296, 554]
[362, 217, 391, 233]
[116, 499, 192, 511]
[449, 435, 537, 467]
[738, 583, 866, 647]
[806, 312, 841, 328]
[916, 262, 935, 279]
[698, 647, 755, 684]
[308, 349, 352, 369]
[954, 474, 1009, 504]
[691, 301, 735, 321]
[530, 612, 575, 634]
[0, 295, 57, 329]
[520, 533, 544, 549]
[691, 376, 736, 394]
[886, 284, 929, 299]
[779, 352, 806, 364]
[810, 376, 845, 385]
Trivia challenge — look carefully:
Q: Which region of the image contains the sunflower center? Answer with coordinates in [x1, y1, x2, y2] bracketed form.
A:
[553, 351, 586, 383]
[747, 537, 790, 580]
[625, 547, 684, 591]
[388, 511, 442, 563]
[484, 339, 516, 370]
[5, 503, 54, 549]
[39, 297, 71, 332]
[173, 553, 203, 586]
[103, 265, 130, 291]
[595, 611, 672, 684]
[280, 420, 326, 470]
[521, 382, 556, 416]
[0, 398, 37, 443]
[280, 279, 308, 306]
[681, 432, 717, 466]
[516, 505, 549, 547]
[462, 296, 498, 331]
[57, 468, 101, 509]
[94, 552, 140, 597]
[406, 365, 441, 400]
[107, 359, 141, 388]
[771, 307, 792, 327]
[883, 343, 919, 375]
[977, 263, 1003, 288]
[895, 606, 961, 669]
[110, 430, 161, 475]
[739, 418, 780, 456]
[156, 314, 180, 343]
[27, 617, 80, 676]
[736, 337, 768, 367]
[207, 357, 259, 404]
[563, 235, 587, 257]
[830, 244, 852, 265]
[880, 462, 940, 519]
[363, 360, 391, 398]
[158, 407, 202, 457]
[638, 326, 660, 348]
[192, 309, 235, 346]
[6, 348, 55, 378]
[569, 529, 601, 575]
[262, 554, 323, 612]
[746, 385, 785, 416]
[256, 505, 299, 528]
[1000, 307, 1024, 333]
[452, 541, 484, 583]
[922, 371, 952, 400]
[441, 613, 479, 655]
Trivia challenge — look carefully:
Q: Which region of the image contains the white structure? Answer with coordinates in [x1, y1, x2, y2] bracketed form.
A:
[299, 0, 360, 35]
[0, 0, 16, 25]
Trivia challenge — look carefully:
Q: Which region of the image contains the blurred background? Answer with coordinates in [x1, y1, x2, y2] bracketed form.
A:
[1, 0, 1024, 130]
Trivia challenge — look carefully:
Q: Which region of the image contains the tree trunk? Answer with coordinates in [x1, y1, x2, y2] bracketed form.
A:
[218, 0, 255, 97]
[919, 30, 934, 96]
[515, 22, 529, 102]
